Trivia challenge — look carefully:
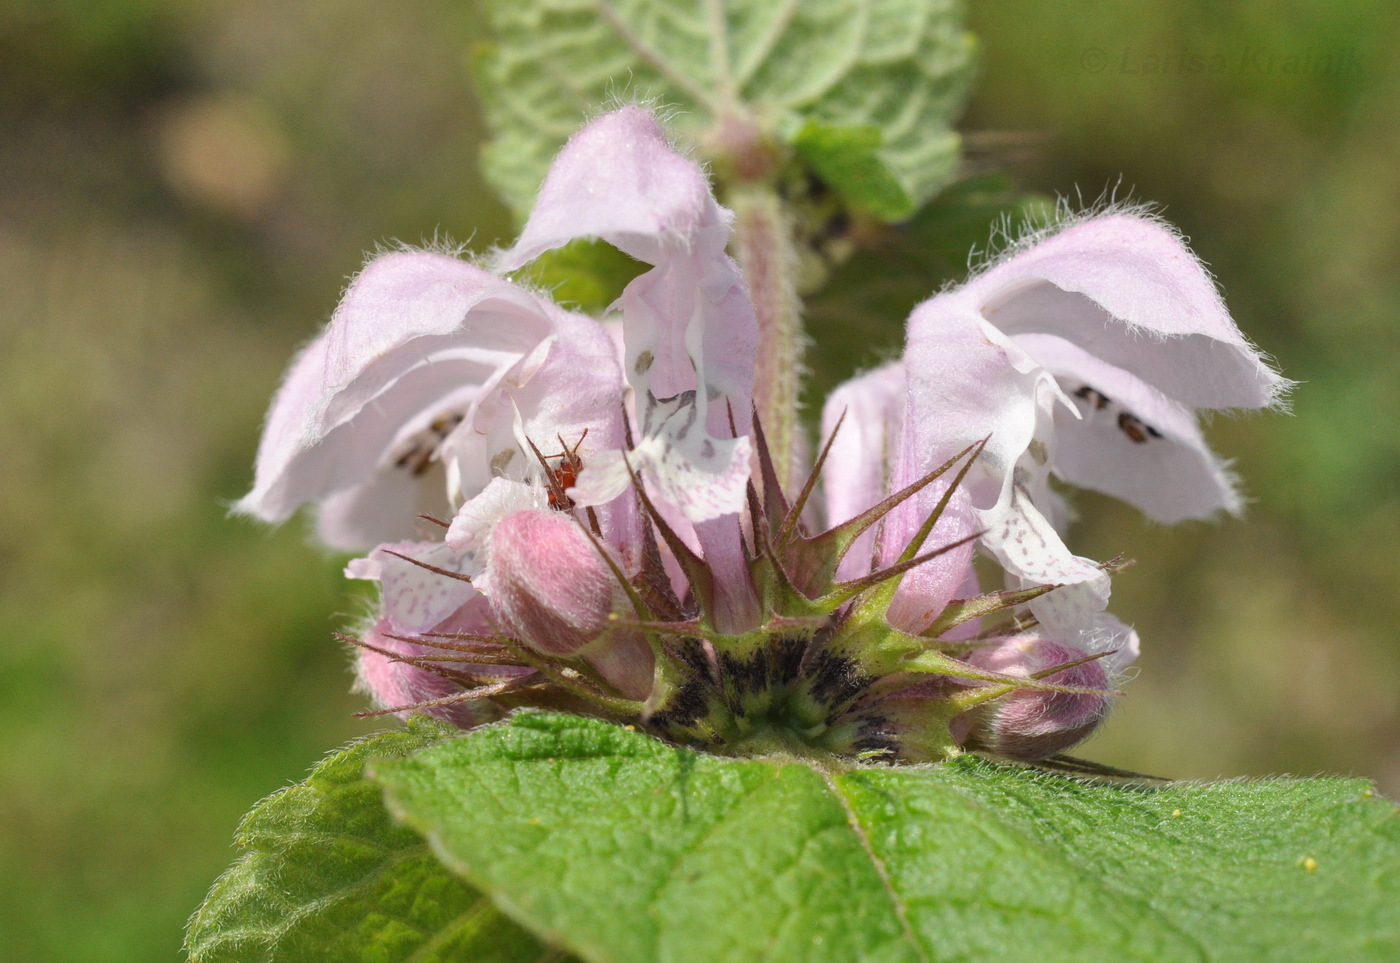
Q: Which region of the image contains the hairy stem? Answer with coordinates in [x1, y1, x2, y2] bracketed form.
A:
[729, 185, 806, 489]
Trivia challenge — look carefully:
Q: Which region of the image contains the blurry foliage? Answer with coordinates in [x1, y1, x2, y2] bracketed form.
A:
[0, 0, 1397, 960]
[471, 0, 975, 221]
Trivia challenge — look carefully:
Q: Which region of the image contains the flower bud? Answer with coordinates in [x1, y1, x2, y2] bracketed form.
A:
[956, 635, 1110, 760]
[354, 617, 497, 729]
[486, 509, 615, 656]
[584, 629, 655, 701]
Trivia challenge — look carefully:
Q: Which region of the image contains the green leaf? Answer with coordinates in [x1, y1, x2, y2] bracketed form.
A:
[378, 712, 1400, 963]
[791, 121, 914, 220]
[472, 0, 977, 219]
[518, 238, 648, 316]
[186, 717, 571, 963]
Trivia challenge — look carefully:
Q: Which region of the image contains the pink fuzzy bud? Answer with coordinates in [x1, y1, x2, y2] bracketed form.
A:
[354, 617, 498, 729]
[486, 509, 615, 656]
[957, 635, 1111, 760]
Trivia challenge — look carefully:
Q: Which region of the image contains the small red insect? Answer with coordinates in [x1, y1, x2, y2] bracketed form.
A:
[540, 430, 588, 511]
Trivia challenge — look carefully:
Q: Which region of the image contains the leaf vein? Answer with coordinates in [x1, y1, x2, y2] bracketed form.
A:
[594, 0, 719, 110]
[819, 767, 931, 963]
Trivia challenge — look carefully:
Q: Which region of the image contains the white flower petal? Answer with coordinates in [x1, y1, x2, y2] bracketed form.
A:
[1016, 332, 1241, 522]
[495, 107, 758, 522]
[377, 541, 478, 635]
[977, 484, 1111, 634]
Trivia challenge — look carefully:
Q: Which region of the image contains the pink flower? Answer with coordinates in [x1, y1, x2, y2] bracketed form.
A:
[824, 210, 1285, 642]
[240, 108, 1277, 762]
[239, 106, 758, 719]
[955, 634, 1115, 760]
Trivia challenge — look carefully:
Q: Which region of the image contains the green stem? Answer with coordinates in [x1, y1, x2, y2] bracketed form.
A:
[729, 185, 806, 490]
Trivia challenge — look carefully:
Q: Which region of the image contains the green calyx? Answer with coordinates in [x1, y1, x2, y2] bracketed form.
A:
[596, 418, 1116, 763]
[359, 416, 1117, 764]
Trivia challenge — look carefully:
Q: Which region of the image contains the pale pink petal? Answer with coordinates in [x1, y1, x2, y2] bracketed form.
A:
[694, 514, 760, 634]
[582, 631, 654, 701]
[376, 541, 478, 635]
[496, 107, 757, 523]
[497, 105, 726, 275]
[235, 251, 559, 534]
[957, 634, 1111, 760]
[444, 477, 549, 560]
[354, 617, 492, 727]
[343, 539, 423, 582]
[888, 303, 1052, 624]
[963, 214, 1287, 409]
[885, 484, 981, 635]
[1015, 332, 1241, 522]
[567, 448, 632, 509]
[820, 363, 905, 581]
[941, 567, 985, 640]
[316, 454, 455, 551]
[897, 302, 1047, 505]
[1079, 612, 1140, 677]
[238, 331, 331, 522]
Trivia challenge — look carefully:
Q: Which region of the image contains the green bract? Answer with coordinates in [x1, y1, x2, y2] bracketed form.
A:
[472, 0, 977, 221]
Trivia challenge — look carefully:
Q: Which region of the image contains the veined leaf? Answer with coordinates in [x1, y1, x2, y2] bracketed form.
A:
[379, 712, 1400, 963]
[185, 718, 574, 963]
[472, 0, 977, 220]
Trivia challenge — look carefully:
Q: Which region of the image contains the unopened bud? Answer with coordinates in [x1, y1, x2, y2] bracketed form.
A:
[585, 629, 655, 701]
[486, 509, 615, 655]
[956, 636, 1110, 760]
[355, 617, 497, 729]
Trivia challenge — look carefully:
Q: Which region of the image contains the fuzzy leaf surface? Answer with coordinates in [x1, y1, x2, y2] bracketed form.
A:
[186, 717, 571, 963]
[472, 0, 976, 219]
[378, 712, 1400, 963]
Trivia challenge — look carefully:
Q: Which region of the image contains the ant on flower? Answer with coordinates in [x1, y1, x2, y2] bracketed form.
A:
[528, 429, 588, 511]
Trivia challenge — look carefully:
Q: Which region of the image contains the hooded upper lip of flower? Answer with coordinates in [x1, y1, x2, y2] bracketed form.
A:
[822, 206, 1287, 660]
[237, 105, 1280, 700]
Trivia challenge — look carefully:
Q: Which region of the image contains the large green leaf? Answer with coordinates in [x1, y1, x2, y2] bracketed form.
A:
[378, 712, 1400, 963]
[472, 0, 977, 219]
[185, 718, 572, 963]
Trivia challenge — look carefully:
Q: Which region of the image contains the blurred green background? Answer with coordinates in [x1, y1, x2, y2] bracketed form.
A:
[1, 0, 1396, 959]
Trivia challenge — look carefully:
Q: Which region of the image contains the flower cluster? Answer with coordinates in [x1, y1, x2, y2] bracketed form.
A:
[239, 107, 1284, 762]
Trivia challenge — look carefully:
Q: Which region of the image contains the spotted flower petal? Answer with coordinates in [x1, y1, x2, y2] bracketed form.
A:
[955, 212, 1289, 521]
[236, 253, 556, 548]
[1014, 332, 1240, 522]
[496, 106, 758, 523]
[346, 539, 477, 635]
